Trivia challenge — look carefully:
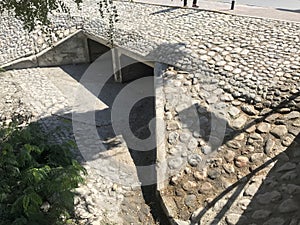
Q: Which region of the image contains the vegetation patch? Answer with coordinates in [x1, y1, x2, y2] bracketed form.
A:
[0, 121, 86, 225]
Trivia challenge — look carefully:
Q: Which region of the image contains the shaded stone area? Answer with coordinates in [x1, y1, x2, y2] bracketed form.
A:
[87, 38, 110, 62]
[128, 96, 172, 225]
[236, 133, 300, 225]
[159, 66, 300, 224]
[0, 65, 161, 225]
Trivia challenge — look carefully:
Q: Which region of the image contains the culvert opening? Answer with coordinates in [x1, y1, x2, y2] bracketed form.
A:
[119, 54, 154, 82]
[87, 37, 154, 83]
[87, 38, 110, 62]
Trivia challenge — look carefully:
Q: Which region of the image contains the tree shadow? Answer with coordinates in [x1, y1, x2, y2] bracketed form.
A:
[236, 132, 300, 225]
[177, 89, 300, 153]
[190, 131, 299, 224]
[180, 90, 300, 224]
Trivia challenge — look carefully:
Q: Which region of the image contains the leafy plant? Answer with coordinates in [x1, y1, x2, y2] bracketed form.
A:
[98, 0, 119, 47]
[0, 121, 87, 225]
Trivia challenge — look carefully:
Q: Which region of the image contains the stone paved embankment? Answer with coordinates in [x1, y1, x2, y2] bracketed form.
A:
[159, 65, 300, 224]
[0, 1, 300, 224]
[2, 1, 300, 77]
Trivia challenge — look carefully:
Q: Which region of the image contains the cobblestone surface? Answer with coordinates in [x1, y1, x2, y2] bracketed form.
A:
[159, 66, 300, 224]
[0, 1, 300, 224]
[0, 72, 32, 125]
[1, 1, 300, 103]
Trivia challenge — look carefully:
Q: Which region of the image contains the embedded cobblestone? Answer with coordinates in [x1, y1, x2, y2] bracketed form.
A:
[0, 1, 300, 225]
[160, 66, 300, 225]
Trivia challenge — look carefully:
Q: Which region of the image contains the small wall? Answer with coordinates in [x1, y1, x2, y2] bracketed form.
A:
[38, 31, 89, 67]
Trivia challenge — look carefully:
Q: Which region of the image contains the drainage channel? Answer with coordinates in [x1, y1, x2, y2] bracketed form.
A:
[59, 60, 171, 224]
[128, 95, 172, 225]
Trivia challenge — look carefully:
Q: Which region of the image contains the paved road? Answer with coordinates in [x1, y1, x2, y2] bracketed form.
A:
[135, 0, 300, 9]
[132, 0, 300, 22]
[225, 0, 300, 10]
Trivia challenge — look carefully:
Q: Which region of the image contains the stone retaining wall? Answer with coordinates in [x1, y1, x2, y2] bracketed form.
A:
[158, 65, 300, 224]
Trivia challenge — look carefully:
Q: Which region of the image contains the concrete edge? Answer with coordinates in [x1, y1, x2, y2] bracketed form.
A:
[115, 0, 300, 24]
[154, 62, 193, 225]
[2, 28, 155, 71]
[156, 190, 181, 225]
[84, 31, 155, 68]
[154, 62, 168, 191]
[157, 190, 192, 225]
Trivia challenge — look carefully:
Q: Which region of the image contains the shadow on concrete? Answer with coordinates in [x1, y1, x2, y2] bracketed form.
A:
[59, 61, 171, 224]
[60, 64, 90, 82]
[276, 8, 300, 13]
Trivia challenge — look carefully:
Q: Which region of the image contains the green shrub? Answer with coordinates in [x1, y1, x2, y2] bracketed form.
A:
[0, 122, 87, 225]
